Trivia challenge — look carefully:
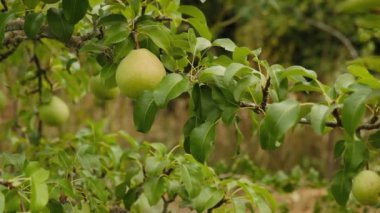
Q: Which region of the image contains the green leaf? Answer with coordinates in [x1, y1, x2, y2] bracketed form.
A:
[199, 66, 226, 83]
[334, 140, 346, 158]
[23, 0, 39, 8]
[62, 0, 89, 24]
[348, 56, 380, 72]
[180, 164, 198, 197]
[337, 0, 380, 13]
[259, 100, 300, 150]
[195, 37, 211, 51]
[180, 5, 208, 23]
[191, 187, 224, 212]
[356, 14, 380, 29]
[97, 14, 127, 26]
[138, 19, 172, 53]
[335, 73, 356, 92]
[31, 178, 49, 211]
[330, 171, 351, 206]
[310, 104, 330, 134]
[47, 8, 74, 42]
[343, 140, 368, 172]
[153, 73, 190, 107]
[190, 121, 217, 163]
[0, 191, 4, 213]
[368, 131, 380, 148]
[252, 185, 277, 213]
[281, 66, 317, 80]
[233, 75, 260, 101]
[124, 187, 142, 210]
[31, 168, 50, 182]
[342, 87, 371, 136]
[192, 85, 221, 122]
[180, 5, 211, 40]
[347, 65, 380, 89]
[104, 24, 130, 45]
[143, 177, 166, 205]
[24, 13, 45, 39]
[212, 38, 237, 52]
[224, 63, 260, 86]
[133, 91, 159, 133]
[0, 12, 13, 45]
[232, 47, 251, 64]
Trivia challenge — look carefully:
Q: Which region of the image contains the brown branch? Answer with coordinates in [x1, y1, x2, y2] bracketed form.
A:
[332, 108, 342, 127]
[358, 122, 380, 131]
[1, 0, 8, 12]
[0, 179, 15, 189]
[299, 118, 340, 128]
[207, 197, 227, 213]
[3, 19, 101, 50]
[305, 18, 358, 59]
[261, 77, 271, 111]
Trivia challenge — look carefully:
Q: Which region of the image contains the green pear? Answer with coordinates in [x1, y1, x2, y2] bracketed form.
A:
[116, 48, 166, 99]
[39, 96, 70, 126]
[352, 170, 380, 205]
[89, 75, 120, 100]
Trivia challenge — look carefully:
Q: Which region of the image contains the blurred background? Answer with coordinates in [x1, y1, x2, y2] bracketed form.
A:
[1, 0, 379, 211]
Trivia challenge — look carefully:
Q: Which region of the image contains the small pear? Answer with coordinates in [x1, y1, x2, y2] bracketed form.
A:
[116, 49, 166, 99]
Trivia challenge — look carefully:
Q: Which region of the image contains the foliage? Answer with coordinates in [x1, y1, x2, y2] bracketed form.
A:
[0, 0, 380, 212]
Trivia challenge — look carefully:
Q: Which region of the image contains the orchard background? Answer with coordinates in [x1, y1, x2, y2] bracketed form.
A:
[1, 0, 380, 212]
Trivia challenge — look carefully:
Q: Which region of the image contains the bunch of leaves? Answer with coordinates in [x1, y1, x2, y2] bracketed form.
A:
[0, 121, 276, 212]
[1, 0, 380, 209]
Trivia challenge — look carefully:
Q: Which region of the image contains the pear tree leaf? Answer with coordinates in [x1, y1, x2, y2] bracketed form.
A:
[180, 5, 211, 40]
[195, 37, 211, 51]
[224, 63, 260, 86]
[138, 19, 171, 53]
[347, 65, 380, 89]
[30, 170, 49, 211]
[191, 187, 224, 212]
[47, 8, 74, 42]
[133, 91, 159, 133]
[310, 104, 330, 134]
[190, 121, 217, 163]
[0, 12, 13, 45]
[24, 13, 45, 39]
[259, 100, 300, 150]
[199, 66, 226, 83]
[330, 170, 351, 206]
[342, 87, 371, 136]
[212, 38, 237, 52]
[62, 0, 89, 24]
[281, 66, 317, 80]
[337, 0, 380, 13]
[153, 73, 190, 107]
[143, 177, 166, 205]
[343, 140, 368, 172]
[0, 191, 4, 213]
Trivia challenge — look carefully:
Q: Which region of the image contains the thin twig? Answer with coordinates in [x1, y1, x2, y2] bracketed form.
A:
[1, 0, 8, 12]
[305, 18, 359, 59]
[33, 55, 44, 138]
[261, 77, 271, 111]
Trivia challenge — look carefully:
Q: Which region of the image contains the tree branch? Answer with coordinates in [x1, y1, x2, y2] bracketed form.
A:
[1, 0, 8, 12]
[3, 19, 101, 50]
[305, 18, 359, 59]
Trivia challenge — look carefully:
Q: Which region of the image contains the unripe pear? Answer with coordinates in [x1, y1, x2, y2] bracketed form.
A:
[39, 96, 70, 126]
[115, 48, 166, 99]
[89, 75, 120, 100]
[352, 170, 380, 205]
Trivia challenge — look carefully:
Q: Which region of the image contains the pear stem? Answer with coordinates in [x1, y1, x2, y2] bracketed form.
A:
[132, 31, 140, 49]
